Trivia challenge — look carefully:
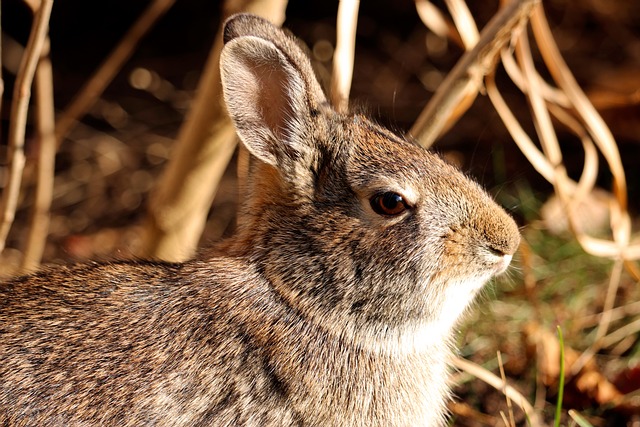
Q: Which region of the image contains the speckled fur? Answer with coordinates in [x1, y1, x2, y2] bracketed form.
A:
[0, 14, 520, 426]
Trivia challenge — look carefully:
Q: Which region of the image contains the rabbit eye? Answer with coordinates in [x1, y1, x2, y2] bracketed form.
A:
[370, 192, 408, 216]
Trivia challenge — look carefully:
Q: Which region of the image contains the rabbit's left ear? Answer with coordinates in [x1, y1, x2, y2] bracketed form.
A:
[220, 14, 328, 168]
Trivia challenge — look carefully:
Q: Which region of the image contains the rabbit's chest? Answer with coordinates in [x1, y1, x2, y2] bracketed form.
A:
[267, 346, 451, 427]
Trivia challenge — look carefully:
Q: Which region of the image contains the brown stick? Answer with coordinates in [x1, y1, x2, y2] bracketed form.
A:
[452, 357, 543, 427]
[54, 0, 176, 146]
[530, 4, 627, 212]
[21, 38, 56, 273]
[414, 0, 463, 48]
[444, 0, 478, 48]
[408, 0, 539, 148]
[139, 0, 289, 261]
[0, 0, 54, 252]
[330, 0, 359, 113]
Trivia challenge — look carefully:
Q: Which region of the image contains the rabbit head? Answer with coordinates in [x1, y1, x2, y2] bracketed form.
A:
[220, 14, 520, 353]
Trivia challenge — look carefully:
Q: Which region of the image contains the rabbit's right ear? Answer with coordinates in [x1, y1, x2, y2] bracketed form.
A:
[220, 14, 328, 168]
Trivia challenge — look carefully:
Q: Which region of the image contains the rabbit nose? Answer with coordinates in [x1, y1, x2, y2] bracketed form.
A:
[486, 233, 520, 257]
[491, 253, 513, 275]
[481, 235, 517, 274]
[479, 206, 521, 258]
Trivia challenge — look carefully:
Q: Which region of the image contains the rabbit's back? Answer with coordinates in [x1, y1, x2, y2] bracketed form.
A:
[0, 260, 305, 426]
[0, 259, 445, 427]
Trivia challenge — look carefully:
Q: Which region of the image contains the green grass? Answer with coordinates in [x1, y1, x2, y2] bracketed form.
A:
[554, 326, 565, 427]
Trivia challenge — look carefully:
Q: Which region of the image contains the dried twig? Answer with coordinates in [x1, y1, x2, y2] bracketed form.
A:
[497, 351, 516, 427]
[0, 0, 53, 252]
[54, 0, 176, 146]
[452, 357, 543, 427]
[21, 38, 56, 273]
[576, 300, 640, 329]
[485, 71, 557, 183]
[409, 0, 539, 148]
[444, 0, 478, 48]
[571, 258, 624, 374]
[601, 316, 640, 350]
[448, 401, 498, 425]
[486, 52, 597, 207]
[489, 0, 638, 380]
[531, 5, 627, 212]
[330, 0, 359, 113]
[501, 48, 570, 108]
[414, 0, 461, 46]
[22, 0, 42, 11]
[516, 36, 558, 165]
[140, 0, 289, 261]
[529, 4, 640, 261]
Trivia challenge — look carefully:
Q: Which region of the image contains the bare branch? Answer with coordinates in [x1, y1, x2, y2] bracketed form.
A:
[409, 0, 539, 148]
[452, 357, 544, 427]
[140, 0, 289, 261]
[330, 0, 359, 113]
[21, 38, 56, 273]
[0, 0, 54, 252]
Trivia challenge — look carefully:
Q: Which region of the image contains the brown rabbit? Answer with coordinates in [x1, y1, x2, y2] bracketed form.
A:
[0, 14, 520, 427]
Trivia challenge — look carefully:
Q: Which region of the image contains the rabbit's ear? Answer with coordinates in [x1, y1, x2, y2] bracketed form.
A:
[220, 14, 328, 167]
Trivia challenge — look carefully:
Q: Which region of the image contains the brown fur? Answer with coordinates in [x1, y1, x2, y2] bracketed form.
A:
[0, 14, 520, 426]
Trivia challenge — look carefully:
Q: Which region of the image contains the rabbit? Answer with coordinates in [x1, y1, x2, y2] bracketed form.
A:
[0, 13, 520, 427]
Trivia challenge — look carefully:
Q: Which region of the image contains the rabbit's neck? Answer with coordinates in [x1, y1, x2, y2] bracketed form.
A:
[189, 255, 454, 426]
[271, 289, 451, 426]
[222, 266, 453, 426]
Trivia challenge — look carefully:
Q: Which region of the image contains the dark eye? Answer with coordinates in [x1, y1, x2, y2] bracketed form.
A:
[370, 192, 409, 216]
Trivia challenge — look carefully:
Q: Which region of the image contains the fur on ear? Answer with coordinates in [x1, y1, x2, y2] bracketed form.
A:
[220, 14, 328, 167]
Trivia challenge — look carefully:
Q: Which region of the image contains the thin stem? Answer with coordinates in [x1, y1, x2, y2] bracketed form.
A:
[571, 258, 624, 374]
[414, 0, 462, 47]
[444, 0, 478, 48]
[140, 0, 289, 261]
[22, 38, 56, 272]
[452, 357, 544, 427]
[330, 0, 359, 113]
[409, 0, 539, 148]
[530, 4, 627, 213]
[0, 0, 54, 252]
[554, 326, 565, 427]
